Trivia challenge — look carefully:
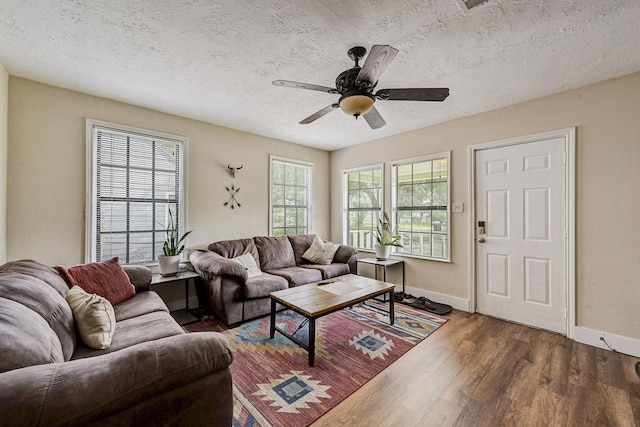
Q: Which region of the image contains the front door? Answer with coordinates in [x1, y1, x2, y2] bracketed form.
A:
[475, 136, 567, 334]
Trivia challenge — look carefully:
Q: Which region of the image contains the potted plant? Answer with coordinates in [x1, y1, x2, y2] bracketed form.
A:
[372, 212, 403, 260]
[158, 209, 192, 276]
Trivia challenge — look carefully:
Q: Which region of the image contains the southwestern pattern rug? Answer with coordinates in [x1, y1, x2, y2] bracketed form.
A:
[187, 300, 447, 427]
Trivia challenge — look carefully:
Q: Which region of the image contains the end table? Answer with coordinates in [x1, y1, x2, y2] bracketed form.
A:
[356, 257, 405, 293]
[151, 271, 202, 326]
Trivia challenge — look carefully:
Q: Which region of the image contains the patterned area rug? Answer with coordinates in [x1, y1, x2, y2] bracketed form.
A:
[187, 300, 447, 427]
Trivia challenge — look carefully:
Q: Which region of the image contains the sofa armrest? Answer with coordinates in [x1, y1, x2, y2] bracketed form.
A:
[123, 264, 153, 293]
[190, 250, 248, 282]
[0, 332, 233, 426]
[333, 244, 357, 264]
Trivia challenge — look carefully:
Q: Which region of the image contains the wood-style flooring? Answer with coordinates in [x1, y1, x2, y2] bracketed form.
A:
[311, 310, 640, 427]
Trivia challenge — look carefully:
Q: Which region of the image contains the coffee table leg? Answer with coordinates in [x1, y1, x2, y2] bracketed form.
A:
[389, 289, 395, 325]
[308, 317, 316, 367]
[270, 298, 276, 339]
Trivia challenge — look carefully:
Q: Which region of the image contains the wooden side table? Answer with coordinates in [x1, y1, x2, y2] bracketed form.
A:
[356, 257, 405, 293]
[151, 271, 202, 326]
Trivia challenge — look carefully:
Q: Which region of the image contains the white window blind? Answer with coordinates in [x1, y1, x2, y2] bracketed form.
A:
[270, 156, 313, 236]
[343, 165, 383, 250]
[391, 152, 451, 261]
[86, 120, 186, 264]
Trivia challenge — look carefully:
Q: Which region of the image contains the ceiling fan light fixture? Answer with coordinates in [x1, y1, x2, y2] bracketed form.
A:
[339, 93, 374, 118]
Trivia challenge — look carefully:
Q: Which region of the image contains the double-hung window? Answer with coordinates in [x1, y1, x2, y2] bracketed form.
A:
[391, 152, 450, 261]
[86, 119, 187, 264]
[270, 156, 313, 236]
[342, 165, 383, 250]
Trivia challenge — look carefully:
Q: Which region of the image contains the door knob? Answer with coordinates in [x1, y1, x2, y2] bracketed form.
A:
[477, 237, 486, 243]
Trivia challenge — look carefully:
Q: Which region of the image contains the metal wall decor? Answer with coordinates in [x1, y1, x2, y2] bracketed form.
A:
[224, 185, 241, 209]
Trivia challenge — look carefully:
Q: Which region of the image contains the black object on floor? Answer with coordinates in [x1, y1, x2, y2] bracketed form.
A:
[636, 361, 640, 378]
[393, 292, 452, 315]
[410, 296, 452, 315]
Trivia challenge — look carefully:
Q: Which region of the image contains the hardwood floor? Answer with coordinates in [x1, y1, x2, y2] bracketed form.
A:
[310, 310, 640, 427]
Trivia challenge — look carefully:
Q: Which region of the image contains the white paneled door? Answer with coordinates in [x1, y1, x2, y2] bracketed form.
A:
[475, 136, 567, 334]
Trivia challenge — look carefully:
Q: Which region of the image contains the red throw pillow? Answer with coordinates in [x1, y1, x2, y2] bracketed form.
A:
[56, 257, 135, 305]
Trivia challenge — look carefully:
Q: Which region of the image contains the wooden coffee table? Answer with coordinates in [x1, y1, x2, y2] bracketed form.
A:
[269, 274, 395, 366]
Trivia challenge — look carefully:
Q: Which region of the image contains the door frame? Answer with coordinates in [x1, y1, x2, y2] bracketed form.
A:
[468, 128, 576, 338]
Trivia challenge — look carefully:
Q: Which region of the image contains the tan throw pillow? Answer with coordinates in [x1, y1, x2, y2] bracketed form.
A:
[66, 286, 116, 350]
[302, 236, 340, 265]
[229, 253, 262, 278]
[56, 257, 135, 305]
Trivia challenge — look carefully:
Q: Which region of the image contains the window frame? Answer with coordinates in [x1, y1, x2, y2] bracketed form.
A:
[268, 155, 313, 236]
[85, 119, 188, 264]
[342, 164, 384, 250]
[390, 151, 451, 262]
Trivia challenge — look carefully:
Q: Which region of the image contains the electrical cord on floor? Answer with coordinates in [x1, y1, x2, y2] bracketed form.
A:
[600, 336, 616, 352]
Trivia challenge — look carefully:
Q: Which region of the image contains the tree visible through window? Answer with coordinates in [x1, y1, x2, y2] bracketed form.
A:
[86, 120, 186, 264]
[270, 156, 312, 236]
[343, 166, 383, 250]
[392, 153, 450, 261]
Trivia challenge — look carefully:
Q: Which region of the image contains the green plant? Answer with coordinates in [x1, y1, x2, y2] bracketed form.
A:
[373, 212, 403, 247]
[162, 209, 192, 256]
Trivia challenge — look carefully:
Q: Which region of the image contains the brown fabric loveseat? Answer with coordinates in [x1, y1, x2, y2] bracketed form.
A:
[190, 234, 357, 325]
[0, 259, 234, 427]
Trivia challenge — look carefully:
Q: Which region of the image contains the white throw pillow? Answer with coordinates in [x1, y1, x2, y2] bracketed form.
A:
[302, 236, 340, 265]
[65, 285, 116, 350]
[229, 253, 262, 278]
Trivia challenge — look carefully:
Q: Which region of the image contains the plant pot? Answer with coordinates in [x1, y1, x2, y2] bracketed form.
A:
[375, 244, 391, 261]
[158, 255, 181, 276]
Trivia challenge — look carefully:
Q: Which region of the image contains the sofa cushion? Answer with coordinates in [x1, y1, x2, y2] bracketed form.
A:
[56, 257, 135, 305]
[113, 291, 169, 322]
[208, 238, 260, 266]
[0, 259, 70, 298]
[302, 263, 351, 280]
[287, 234, 316, 265]
[229, 253, 262, 278]
[254, 236, 296, 271]
[71, 310, 185, 360]
[267, 266, 322, 287]
[0, 298, 65, 373]
[243, 272, 288, 299]
[66, 286, 116, 350]
[302, 236, 340, 265]
[0, 268, 76, 361]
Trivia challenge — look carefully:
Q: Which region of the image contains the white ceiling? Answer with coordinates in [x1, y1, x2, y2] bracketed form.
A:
[1, 1, 639, 151]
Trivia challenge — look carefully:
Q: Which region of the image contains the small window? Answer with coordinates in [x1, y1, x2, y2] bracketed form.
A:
[342, 165, 383, 250]
[270, 156, 313, 236]
[86, 120, 187, 264]
[391, 152, 450, 261]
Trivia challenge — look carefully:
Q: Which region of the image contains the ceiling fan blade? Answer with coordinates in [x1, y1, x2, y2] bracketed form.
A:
[356, 45, 399, 86]
[299, 104, 339, 124]
[273, 80, 337, 93]
[363, 106, 386, 129]
[375, 88, 450, 102]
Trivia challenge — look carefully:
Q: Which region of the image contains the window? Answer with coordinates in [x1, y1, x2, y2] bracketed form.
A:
[343, 165, 383, 250]
[270, 156, 313, 236]
[86, 119, 187, 264]
[391, 152, 450, 261]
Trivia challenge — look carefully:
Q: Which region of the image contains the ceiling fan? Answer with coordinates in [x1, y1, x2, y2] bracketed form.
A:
[272, 45, 449, 129]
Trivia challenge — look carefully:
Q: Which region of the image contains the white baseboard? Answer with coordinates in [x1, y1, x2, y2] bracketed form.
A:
[403, 285, 471, 312]
[573, 326, 640, 358]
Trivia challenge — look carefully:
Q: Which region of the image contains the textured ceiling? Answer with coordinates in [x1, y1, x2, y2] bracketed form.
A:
[1, 0, 639, 151]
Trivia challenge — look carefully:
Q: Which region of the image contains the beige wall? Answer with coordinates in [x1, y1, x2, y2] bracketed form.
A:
[331, 72, 640, 340]
[0, 63, 7, 264]
[7, 78, 330, 266]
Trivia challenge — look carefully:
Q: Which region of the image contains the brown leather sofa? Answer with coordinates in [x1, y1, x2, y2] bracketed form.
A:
[190, 234, 357, 325]
[0, 259, 234, 426]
